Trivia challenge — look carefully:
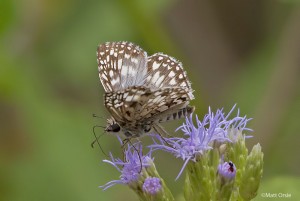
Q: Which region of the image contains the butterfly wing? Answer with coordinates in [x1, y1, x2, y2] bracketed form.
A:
[137, 87, 192, 122]
[145, 53, 194, 100]
[135, 53, 194, 122]
[105, 87, 192, 123]
[104, 86, 152, 124]
[97, 42, 148, 92]
[103, 50, 195, 123]
[98, 42, 195, 138]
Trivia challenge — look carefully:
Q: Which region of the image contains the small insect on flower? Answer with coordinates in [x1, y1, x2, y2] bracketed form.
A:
[97, 41, 195, 139]
[218, 161, 236, 180]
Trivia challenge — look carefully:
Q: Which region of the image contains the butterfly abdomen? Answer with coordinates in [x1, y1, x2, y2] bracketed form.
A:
[158, 105, 195, 123]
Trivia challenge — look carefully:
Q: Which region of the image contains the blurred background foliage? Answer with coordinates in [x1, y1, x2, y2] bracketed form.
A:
[1, 0, 300, 200]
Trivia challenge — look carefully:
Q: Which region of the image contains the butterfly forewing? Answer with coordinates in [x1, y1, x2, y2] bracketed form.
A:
[146, 54, 192, 89]
[97, 42, 148, 92]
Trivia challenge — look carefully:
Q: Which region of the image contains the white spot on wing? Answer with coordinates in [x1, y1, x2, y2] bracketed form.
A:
[110, 49, 114, 55]
[151, 71, 160, 83]
[152, 62, 160, 70]
[155, 75, 165, 87]
[132, 95, 140, 101]
[109, 70, 114, 77]
[101, 74, 108, 81]
[111, 78, 119, 86]
[125, 96, 132, 102]
[118, 59, 122, 69]
[169, 71, 175, 77]
[169, 78, 176, 85]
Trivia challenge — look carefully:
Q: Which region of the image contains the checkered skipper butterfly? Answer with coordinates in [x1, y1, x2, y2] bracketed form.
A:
[97, 41, 194, 138]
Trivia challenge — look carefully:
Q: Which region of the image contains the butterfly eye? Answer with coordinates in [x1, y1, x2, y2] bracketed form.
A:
[143, 125, 151, 133]
[111, 123, 121, 132]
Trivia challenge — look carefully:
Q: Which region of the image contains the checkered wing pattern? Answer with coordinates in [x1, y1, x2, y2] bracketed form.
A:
[104, 86, 152, 124]
[146, 53, 194, 99]
[97, 42, 148, 92]
[104, 86, 191, 124]
[97, 41, 194, 137]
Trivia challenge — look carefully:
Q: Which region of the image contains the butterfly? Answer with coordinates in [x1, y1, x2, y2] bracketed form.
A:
[97, 41, 194, 139]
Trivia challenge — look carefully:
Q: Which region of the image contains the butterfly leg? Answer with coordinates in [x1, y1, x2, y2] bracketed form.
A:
[153, 124, 173, 147]
[121, 138, 143, 173]
[153, 124, 172, 137]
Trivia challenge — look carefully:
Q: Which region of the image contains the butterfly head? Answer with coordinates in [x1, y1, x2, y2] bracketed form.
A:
[105, 118, 121, 133]
[105, 117, 149, 138]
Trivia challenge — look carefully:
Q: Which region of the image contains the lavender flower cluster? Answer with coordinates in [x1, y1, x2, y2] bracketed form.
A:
[99, 105, 263, 201]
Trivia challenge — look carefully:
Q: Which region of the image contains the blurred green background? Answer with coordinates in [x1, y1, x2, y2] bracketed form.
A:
[1, 0, 300, 200]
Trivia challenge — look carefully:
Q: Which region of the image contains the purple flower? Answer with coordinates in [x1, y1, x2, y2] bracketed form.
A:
[150, 105, 251, 179]
[142, 177, 162, 195]
[100, 143, 153, 190]
[218, 161, 236, 179]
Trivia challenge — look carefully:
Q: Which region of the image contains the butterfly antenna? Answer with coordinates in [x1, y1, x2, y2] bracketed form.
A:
[127, 139, 143, 173]
[92, 113, 106, 119]
[121, 138, 129, 161]
[92, 125, 108, 157]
